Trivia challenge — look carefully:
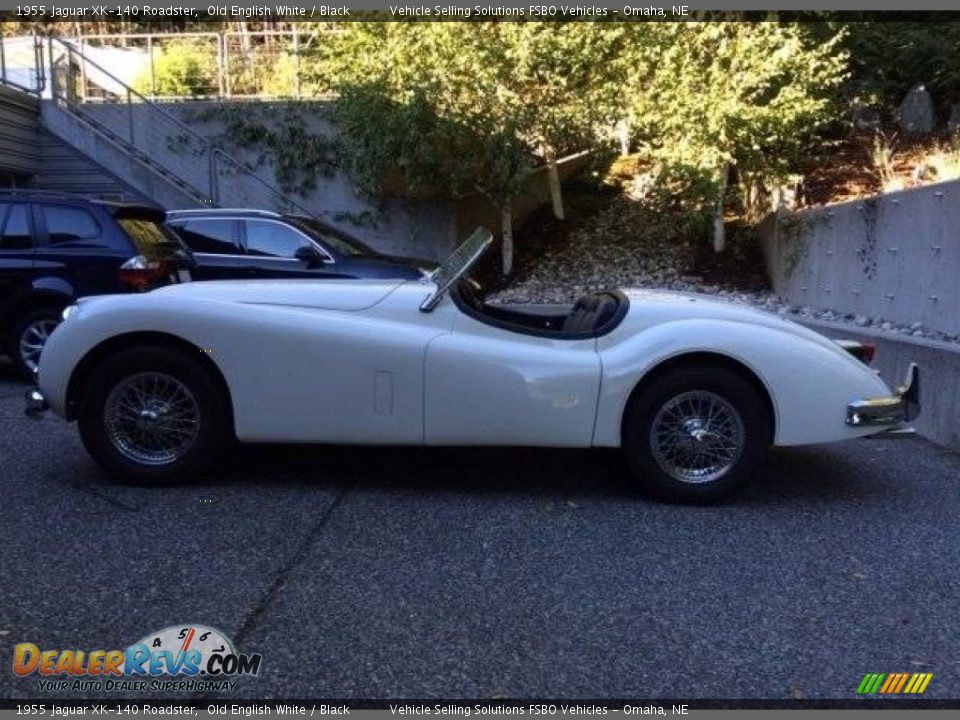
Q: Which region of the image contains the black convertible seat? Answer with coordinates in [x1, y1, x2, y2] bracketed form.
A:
[562, 291, 623, 334]
[451, 281, 628, 339]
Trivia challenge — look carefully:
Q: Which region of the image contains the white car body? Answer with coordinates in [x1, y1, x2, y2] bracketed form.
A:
[38, 273, 907, 450]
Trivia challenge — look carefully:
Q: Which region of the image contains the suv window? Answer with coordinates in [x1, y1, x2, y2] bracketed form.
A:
[175, 219, 238, 255]
[245, 220, 314, 258]
[117, 218, 184, 262]
[40, 204, 102, 244]
[292, 217, 372, 257]
[0, 204, 33, 250]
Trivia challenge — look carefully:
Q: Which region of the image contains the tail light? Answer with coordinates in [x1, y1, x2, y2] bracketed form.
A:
[119, 255, 169, 291]
[838, 340, 876, 365]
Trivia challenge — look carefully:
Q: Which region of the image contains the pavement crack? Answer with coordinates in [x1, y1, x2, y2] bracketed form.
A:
[66, 479, 142, 512]
[232, 483, 352, 647]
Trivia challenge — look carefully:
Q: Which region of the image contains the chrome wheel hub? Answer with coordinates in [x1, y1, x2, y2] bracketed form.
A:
[104, 372, 201, 466]
[649, 390, 745, 484]
[19, 318, 59, 373]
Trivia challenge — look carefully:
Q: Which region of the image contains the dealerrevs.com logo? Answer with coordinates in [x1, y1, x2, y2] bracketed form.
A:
[13, 624, 262, 693]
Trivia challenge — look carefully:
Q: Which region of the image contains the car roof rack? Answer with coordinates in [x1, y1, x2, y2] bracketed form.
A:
[166, 208, 283, 218]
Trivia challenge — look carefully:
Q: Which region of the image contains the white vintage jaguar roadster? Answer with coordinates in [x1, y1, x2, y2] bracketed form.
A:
[26, 228, 919, 501]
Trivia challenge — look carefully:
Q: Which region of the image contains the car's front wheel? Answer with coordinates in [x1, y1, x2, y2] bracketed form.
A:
[622, 365, 770, 503]
[78, 345, 230, 485]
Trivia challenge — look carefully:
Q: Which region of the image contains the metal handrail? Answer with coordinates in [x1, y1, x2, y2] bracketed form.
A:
[68, 29, 335, 101]
[0, 34, 45, 95]
[211, 147, 318, 218]
[50, 37, 212, 148]
[47, 36, 319, 218]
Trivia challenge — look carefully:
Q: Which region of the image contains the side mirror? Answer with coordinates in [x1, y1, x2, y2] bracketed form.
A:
[294, 245, 325, 268]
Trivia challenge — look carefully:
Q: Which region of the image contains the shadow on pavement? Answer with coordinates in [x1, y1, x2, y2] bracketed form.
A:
[170, 438, 881, 506]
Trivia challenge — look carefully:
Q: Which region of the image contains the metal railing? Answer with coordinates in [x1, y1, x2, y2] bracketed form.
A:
[0, 34, 45, 95]
[48, 36, 319, 215]
[71, 29, 337, 102]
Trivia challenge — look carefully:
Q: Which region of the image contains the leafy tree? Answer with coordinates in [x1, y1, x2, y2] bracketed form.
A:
[316, 22, 635, 273]
[624, 22, 848, 250]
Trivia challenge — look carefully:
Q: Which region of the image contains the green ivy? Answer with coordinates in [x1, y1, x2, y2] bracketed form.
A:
[192, 103, 339, 197]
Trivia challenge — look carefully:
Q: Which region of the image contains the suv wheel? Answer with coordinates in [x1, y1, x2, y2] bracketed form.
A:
[10, 307, 62, 380]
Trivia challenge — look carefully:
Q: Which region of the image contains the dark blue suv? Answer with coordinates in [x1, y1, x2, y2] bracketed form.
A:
[0, 191, 190, 378]
[166, 209, 437, 282]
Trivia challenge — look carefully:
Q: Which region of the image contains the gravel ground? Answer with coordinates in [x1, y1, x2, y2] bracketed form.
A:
[487, 195, 960, 345]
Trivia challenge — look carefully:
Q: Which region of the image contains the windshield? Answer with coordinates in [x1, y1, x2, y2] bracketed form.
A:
[290, 217, 375, 257]
[421, 227, 493, 311]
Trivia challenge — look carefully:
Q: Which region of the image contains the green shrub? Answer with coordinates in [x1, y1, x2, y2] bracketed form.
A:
[133, 39, 218, 98]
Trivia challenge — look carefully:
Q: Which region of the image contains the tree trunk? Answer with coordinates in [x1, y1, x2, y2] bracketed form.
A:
[501, 200, 514, 276]
[616, 120, 631, 156]
[544, 147, 565, 221]
[712, 163, 729, 253]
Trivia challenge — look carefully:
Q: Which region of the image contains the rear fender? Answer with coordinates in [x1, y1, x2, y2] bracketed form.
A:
[593, 319, 892, 447]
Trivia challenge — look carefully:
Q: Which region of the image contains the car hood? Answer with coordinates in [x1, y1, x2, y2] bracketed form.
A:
[145, 278, 406, 311]
[618, 288, 852, 357]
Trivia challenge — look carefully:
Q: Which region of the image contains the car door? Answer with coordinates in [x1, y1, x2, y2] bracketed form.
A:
[241, 219, 349, 279]
[31, 203, 131, 296]
[424, 302, 602, 447]
[168, 218, 249, 281]
[0, 202, 36, 310]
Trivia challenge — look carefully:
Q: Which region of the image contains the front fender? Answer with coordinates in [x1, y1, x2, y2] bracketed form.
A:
[38, 296, 228, 419]
[593, 319, 892, 447]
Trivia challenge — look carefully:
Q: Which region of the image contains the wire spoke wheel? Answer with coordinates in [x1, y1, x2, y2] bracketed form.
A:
[103, 371, 201, 466]
[649, 390, 746, 484]
[18, 318, 59, 374]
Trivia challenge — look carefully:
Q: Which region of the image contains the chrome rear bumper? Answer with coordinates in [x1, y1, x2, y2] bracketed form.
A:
[24, 388, 48, 420]
[846, 363, 921, 427]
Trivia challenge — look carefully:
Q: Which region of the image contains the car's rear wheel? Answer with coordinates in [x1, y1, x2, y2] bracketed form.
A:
[78, 345, 229, 485]
[622, 365, 770, 503]
[10, 307, 62, 380]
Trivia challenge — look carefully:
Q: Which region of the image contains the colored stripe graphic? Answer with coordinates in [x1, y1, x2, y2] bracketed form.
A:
[858, 672, 933, 694]
[879, 674, 897, 693]
[857, 673, 885, 694]
[906, 673, 934, 694]
[880, 673, 905, 693]
[893, 673, 910, 693]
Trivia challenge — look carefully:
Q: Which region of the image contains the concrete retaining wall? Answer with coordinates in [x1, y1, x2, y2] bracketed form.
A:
[759, 179, 960, 337]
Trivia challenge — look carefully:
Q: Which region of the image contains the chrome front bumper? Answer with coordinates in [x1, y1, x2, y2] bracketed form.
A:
[846, 363, 921, 427]
[24, 388, 49, 420]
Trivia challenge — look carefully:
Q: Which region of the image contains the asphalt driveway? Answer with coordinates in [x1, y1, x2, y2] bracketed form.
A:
[1, 360, 958, 701]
